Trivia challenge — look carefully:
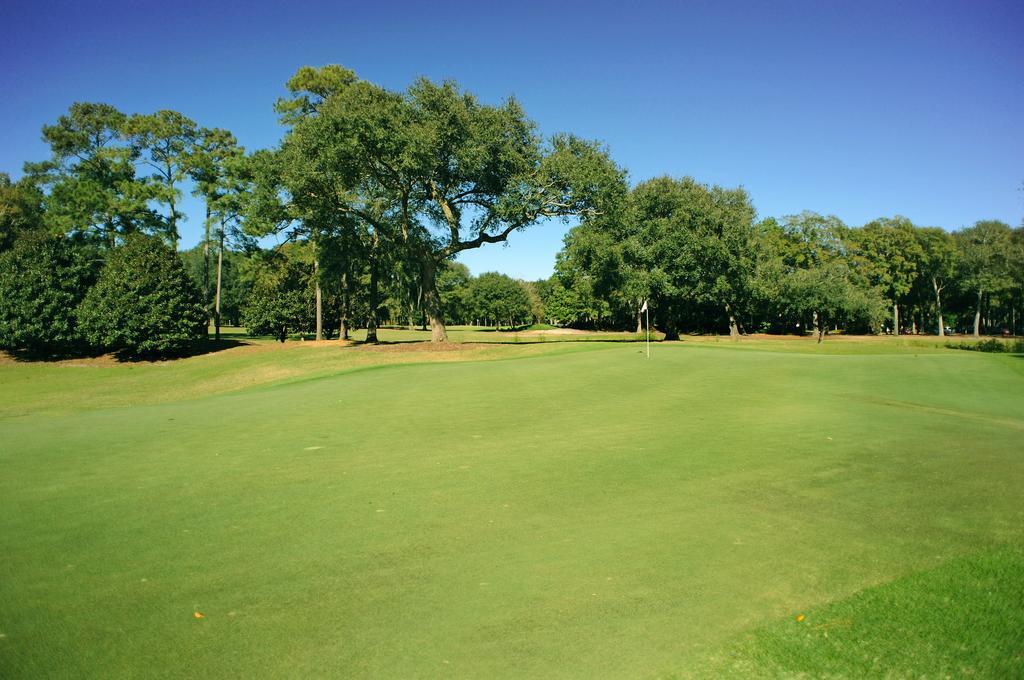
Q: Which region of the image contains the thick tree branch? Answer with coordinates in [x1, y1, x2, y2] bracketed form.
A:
[445, 220, 526, 256]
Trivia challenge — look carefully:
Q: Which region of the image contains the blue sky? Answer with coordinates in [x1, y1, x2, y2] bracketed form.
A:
[2, 0, 1022, 280]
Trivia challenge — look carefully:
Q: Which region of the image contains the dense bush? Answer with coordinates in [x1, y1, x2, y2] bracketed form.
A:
[0, 234, 98, 354]
[241, 252, 312, 341]
[77, 235, 206, 356]
[946, 338, 1024, 353]
[468, 272, 533, 329]
[179, 245, 253, 327]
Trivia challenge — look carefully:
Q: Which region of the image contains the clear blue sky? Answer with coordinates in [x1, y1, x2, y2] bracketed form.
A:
[2, 0, 1022, 280]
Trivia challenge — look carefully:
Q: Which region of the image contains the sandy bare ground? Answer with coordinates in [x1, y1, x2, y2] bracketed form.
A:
[518, 327, 592, 335]
[353, 341, 485, 352]
[0, 351, 123, 367]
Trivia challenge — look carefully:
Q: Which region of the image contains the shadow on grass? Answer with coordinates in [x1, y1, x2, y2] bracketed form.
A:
[2, 347, 110, 363]
[353, 337, 651, 348]
[114, 338, 252, 363]
[3, 338, 251, 363]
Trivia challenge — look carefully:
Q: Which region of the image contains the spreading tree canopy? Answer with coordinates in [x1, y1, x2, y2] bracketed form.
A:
[264, 65, 627, 342]
[25, 103, 160, 248]
[955, 220, 1013, 337]
[0, 173, 47, 252]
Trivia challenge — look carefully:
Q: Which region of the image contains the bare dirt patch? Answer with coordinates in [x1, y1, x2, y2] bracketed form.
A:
[353, 341, 485, 353]
[518, 328, 590, 335]
[0, 351, 121, 367]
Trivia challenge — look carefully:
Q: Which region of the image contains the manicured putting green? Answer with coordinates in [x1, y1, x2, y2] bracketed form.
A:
[1, 341, 1021, 677]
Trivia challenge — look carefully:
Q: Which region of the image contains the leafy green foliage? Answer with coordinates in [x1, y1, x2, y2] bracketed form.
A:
[0, 173, 47, 252]
[274, 64, 357, 125]
[957, 220, 1013, 296]
[560, 175, 757, 336]
[241, 249, 315, 340]
[179, 245, 251, 326]
[77, 235, 206, 356]
[954, 220, 1014, 336]
[468, 272, 532, 329]
[0, 234, 98, 353]
[4, 81, 1022, 349]
[781, 262, 887, 337]
[436, 261, 472, 324]
[26, 102, 161, 247]
[847, 216, 923, 331]
[538, 271, 609, 327]
[269, 65, 627, 340]
[946, 338, 1024, 353]
[124, 110, 198, 245]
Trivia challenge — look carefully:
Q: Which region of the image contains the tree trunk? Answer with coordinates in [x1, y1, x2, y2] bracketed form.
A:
[203, 204, 212, 324]
[726, 303, 739, 339]
[339, 271, 349, 341]
[663, 319, 679, 341]
[313, 278, 321, 340]
[314, 259, 323, 342]
[812, 310, 820, 338]
[973, 288, 982, 337]
[168, 190, 178, 249]
[419, 258, 448, 343]
[214, 219, 224, 341]
[932, 279, 945, 336]
[366, 259, 379, 343]
[893, 302, 899, 336]
[635, 301, 643, 334]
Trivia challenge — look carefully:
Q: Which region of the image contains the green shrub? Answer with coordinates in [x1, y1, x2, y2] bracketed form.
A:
[77, 235, 206, 357]
[945, 338, 1024, 353]
[240, 252, 312, 341]
[0, 234, 98, 354]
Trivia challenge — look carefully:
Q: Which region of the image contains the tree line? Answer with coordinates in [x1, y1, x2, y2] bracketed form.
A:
[552, 181, 1024, 341]
[1, 65, 1021, 356]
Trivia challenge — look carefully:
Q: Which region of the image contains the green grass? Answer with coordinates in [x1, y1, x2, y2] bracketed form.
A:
[351, 325, 658, 343]
[1, 333, 1022, 677]
[697, 544, 1024, 677]
[0, 335, 589, 417]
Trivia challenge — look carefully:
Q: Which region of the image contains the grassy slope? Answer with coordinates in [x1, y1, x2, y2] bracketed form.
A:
[1, 337, 1022, 678]
[697, 544, 1024, 677]
[0, 338, 594, 417]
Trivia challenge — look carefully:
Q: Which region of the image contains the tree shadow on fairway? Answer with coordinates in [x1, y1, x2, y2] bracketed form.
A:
[1, 338, 252, 364]
[1, 347, 111, 363]
[353, 338, 654, 350]
[112, 338, 252, 363]
[352, 339, 485, 352]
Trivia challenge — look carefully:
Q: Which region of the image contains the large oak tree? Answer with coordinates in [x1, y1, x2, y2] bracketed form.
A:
[275, 66, 626, 342]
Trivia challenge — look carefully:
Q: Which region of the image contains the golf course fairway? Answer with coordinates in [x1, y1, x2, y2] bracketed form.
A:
[1, 338, 1022, 677]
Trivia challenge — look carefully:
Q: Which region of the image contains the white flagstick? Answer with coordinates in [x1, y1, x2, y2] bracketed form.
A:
[640, 300, 649, 358]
